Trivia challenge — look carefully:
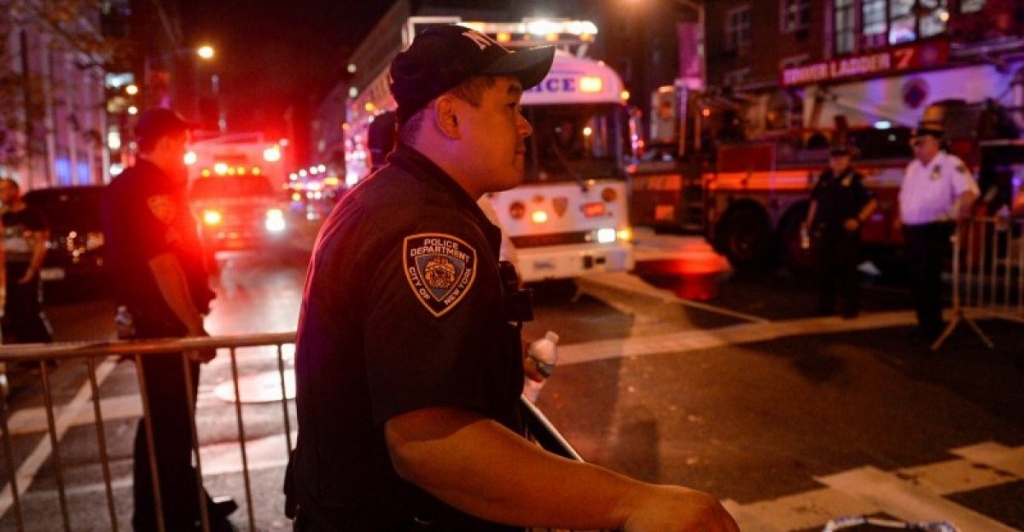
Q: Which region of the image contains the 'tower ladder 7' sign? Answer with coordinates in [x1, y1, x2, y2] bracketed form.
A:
[780, 40, 949, 87]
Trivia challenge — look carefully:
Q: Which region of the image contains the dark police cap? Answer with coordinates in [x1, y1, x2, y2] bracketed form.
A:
[829, 145, 853, 157]
[911, 126, 944, 140]
[135, 107, 195, 143]
[390, 24, 555, 126]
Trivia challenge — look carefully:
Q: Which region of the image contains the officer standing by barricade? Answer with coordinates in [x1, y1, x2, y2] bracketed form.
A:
[101, 107, 236, 531]
[898, 126, 979, 342]
[802, 145, 877, 318]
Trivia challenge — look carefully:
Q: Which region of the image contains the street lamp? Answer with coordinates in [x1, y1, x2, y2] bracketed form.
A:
[143, 45, 216, 109]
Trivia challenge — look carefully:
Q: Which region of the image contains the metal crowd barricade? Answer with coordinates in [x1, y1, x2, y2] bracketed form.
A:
[0, 333, 294, 532]
[0, 333, 587, 531]
[933, 214, 1024, 351]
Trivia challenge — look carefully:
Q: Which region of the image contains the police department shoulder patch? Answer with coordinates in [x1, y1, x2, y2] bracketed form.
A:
[404, 233, 478, 317]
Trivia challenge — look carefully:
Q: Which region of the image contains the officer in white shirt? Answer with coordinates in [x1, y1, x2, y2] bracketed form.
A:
[898, 126, 979, 341]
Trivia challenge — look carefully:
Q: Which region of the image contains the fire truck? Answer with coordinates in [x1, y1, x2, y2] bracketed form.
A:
[632, 85, 1023, 275]
[344, 17, 635, 282]
[184, 133, 290, 260]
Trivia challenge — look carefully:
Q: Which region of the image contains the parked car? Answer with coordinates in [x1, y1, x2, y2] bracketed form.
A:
[22, 185, 106, 285]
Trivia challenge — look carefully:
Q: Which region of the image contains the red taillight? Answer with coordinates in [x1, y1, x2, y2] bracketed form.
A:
[601, 187, 617, 202]
[582, 202, 606, 217]
[509, 201, 526, 220]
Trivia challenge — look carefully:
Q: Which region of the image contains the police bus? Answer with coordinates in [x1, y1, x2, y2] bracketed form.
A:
[344, 18, 635, 283]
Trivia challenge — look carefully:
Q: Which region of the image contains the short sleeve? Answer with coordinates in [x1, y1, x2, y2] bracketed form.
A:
[948, 156, 979, 197]
[362, 224, 508, 426]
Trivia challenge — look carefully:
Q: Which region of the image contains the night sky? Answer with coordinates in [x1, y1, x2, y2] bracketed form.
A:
[179, 1, 398, 139]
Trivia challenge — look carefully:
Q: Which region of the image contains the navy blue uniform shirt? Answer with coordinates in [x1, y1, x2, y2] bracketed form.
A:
[810, 167, 874, 231]
[101, 159, 211, 328]
[292, 143, 525, 531]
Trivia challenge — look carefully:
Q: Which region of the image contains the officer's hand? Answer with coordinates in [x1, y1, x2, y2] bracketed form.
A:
[186, 329, 217, 364]
[843, 218, 860, 232]
[622, 485, 740, 532]
[187, 347, 217, 364]
[522, 340, 546, 383]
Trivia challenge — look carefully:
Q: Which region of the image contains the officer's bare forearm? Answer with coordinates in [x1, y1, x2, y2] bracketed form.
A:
[385, 407, 738, 531]
[857, 198, 877, 223]
[148, 252, 205, 335]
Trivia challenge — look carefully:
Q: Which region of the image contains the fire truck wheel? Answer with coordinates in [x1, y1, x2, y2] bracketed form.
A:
[718, 207, 775, 272]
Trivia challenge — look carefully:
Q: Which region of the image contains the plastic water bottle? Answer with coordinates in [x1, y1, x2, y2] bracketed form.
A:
[114, 306, 135, 338]
[523, 331, 559, 403]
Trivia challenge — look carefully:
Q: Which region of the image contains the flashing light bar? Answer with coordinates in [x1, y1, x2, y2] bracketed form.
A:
[200, 165, 265, 177]
[461, 19, 598, 37]
[579, 76, 603, 93]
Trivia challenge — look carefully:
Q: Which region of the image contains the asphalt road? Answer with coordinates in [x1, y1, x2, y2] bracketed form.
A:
[1, 232, 1022, 532]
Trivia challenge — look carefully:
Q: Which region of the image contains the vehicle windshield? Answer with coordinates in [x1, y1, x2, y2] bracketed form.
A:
[523, 104, 627, 184]
[189, 175, 275, 200]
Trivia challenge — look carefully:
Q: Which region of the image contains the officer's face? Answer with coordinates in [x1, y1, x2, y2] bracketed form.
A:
[911, 135, 940, 163]
[453, 76, 532, 195]
[829, 154, 850, 174]
[154, 131, 191, 185]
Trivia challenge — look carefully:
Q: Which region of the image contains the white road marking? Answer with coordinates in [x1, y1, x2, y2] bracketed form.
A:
[557, 309, 918, 366]
[727, 443, 1024, 532]
[577, 271, 770, 323]
[0, 357, 119, 521]
[818, 465, 1018, 532]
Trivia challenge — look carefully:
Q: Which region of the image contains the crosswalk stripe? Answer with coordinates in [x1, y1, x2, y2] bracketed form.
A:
[952, 442, 1024, 477]
[556, 309, 918, 366]
[724, 487, 877, 532]
[818, 465, 1018, 532]
[726, 443, 1023, 531]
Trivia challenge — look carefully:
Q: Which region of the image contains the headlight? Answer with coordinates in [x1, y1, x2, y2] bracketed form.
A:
[596, 227, 617, 244]
[203, 210, 223, 225]
[265, 208, 286, 232]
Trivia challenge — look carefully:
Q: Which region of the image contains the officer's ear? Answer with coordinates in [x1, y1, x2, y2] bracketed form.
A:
[433, 95, 461, 139]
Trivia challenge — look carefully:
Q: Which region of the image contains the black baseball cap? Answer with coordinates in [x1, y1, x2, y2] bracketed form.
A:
[829, 145, 853, 157]
[389, 25, 555, 125]
[911, 126, 944, 141]
[135, 107, 195, 143]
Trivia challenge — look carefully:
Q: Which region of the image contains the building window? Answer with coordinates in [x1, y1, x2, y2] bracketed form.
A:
[723, 68, 750, 88]
[960, 0, 986, 13]
[833, 0, 949, 55]
[725, 5, 752, 50]
[835, 0, 857, 54]
[781, 0, 811, 32]
[860, 0, 888, 49]
[890, 0, 948, 44]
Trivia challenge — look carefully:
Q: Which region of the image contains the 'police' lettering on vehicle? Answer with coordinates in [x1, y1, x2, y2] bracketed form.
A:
[528, 76, 578, 94]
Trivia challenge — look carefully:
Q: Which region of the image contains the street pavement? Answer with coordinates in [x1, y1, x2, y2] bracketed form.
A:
[2, 224, 1022, 531]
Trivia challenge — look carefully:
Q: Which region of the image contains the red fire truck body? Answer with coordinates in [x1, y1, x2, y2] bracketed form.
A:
[631, 95, 1022, 274]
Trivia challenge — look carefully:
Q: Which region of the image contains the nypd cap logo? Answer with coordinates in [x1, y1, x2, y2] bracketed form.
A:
[404, 233, 477, 317]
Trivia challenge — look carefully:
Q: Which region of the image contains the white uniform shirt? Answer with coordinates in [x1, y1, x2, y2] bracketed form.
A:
[898, 151, 978, 226]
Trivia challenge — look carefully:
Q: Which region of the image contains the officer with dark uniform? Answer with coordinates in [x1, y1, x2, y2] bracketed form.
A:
[101, 107, 235, 531]
[286, 25, 739, 532]
[898, 126, 979, 341]
[802, 145, 877, 318]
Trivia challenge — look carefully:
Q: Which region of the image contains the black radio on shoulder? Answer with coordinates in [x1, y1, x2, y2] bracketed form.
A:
[498, 260, 533, 324]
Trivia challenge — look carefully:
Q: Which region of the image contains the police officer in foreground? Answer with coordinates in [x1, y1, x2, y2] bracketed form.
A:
[286, 25, 739, 532]
[802, 145, 877, 318]
[101, 108, 236, 531]
[898, 126, 979, 342]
